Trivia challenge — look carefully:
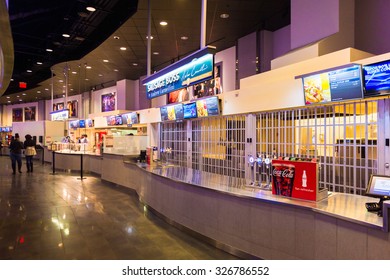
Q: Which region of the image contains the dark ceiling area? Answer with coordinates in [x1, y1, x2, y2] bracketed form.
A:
[1, 0, 290, 105]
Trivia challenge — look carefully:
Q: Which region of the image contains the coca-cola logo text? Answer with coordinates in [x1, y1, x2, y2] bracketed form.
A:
[273, 168, 294, 178]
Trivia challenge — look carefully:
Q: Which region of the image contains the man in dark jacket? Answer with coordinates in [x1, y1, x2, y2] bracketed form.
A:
[9, 133, 24, 174]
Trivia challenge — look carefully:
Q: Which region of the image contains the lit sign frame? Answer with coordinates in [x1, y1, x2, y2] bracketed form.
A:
[50, 109, 69, 121]
[143, 46, 216, 99]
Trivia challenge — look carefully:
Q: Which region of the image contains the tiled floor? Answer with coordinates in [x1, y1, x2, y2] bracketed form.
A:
[0, 156, 238, 260]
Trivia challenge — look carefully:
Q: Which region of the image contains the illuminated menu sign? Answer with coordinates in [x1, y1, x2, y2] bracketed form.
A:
[143, 46, 216, 99]
[50, 109, 69, 121]
[302, 64, 363, 105]
[363, 59, 390, 97]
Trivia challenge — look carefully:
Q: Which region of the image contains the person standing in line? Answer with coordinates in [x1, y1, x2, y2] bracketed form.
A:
[9, 133, 24, 174]
[24, 134, 36, 173]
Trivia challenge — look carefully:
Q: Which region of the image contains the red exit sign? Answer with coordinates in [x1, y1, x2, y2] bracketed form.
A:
[19, 82, 27, 88]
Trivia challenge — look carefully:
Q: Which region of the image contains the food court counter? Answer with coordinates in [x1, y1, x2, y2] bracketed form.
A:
[46, 151, 390, 259]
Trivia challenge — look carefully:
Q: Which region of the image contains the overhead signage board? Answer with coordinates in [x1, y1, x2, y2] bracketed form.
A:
[143, 46, 216, 99]
[50, 109, 69, 121]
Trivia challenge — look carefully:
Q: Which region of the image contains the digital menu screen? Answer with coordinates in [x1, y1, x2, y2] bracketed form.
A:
[363, 59, 390, 97]
[160, 106, 169, 121]
[302, 64, 363, 105]
[69, 120, 79, 129]
[115, 116, 123, 125]
[174, 104, 184, 120]
[205, 96, 220, 116]
[183, 102, 197, 119]
[79, 119, 86, 128]
[122, 112, 139, 125]
[86, 119, 93, 127]
[196, 96, 220, 117]
[106, 116, 116, 126]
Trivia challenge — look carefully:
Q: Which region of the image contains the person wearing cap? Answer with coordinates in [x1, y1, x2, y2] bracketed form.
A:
[9, 133, 24, 174]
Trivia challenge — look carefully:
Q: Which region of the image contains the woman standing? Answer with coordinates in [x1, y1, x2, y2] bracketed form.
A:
[9, 133, 24, 174]
[24, 134, 36, 173]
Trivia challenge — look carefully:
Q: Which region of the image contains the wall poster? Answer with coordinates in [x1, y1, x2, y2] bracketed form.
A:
[12, 108, 23, 122]
[101, 92, 116, 112]
[24, 106, 36, 121]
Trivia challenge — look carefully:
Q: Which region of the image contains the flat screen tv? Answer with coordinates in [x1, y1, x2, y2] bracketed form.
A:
[79, 119, 86, 128]
[205, 96, 220, 116]
[363, 59, 390, 97]
[86, 119, 93, 127]
[160, 106, 169, 121]
[174, 104, 184, 120]
[196, 99, 208, 117]
[302, 64, 364, 105]
[69, 120, 79, 129]
[183, 102, 197, 119]
[366, 174, 390, 198]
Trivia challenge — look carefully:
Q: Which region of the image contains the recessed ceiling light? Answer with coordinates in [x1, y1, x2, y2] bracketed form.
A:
[16, 95, 20, 98]
[103, 59, 109, 63]
[86, 6, 96, 12]
[46, 48, 53, 52]
[59, 79, 63, 82]
[220, 13, 230, 19]
[37, 91, 41, 93]
[27, 70, 32, 73]
[62, 34, 70, 38]
[6, 96, 10, 99]
[146, 35, 154, 39]
[85, 78, 89, 81]
[45, 88, 49, 91]
[98, 74, 103, 77]
[153, 52, 159, 55]
[120, 47, 127, 50]
[62, 94, 65, 97]
[72, 71, 77, 74]
[10, 78, 14, 81]
[7, 100, 11, 103]
[132, 63, 138, 66]
[160, 21, 168, 26]
[75, 36, 85, 41]
[19, 99, 23, 102]
[36, 62, 43, 65]
[70, 88, 74, 91]
[63, 85, 66, 88]
[22, 93, 26, 96]
[181, 36, 188, 40]
[114, 69, 119, 72]
[113, 36, 120, 40]
[86, 66, 92, 69]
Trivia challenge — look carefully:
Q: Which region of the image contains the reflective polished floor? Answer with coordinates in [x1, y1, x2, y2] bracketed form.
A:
[0, 156, 237, 260]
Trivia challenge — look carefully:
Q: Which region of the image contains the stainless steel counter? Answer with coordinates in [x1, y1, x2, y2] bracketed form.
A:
[140, 164, 385, 231]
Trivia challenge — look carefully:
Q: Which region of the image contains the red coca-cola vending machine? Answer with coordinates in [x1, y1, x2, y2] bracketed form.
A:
[271, 159, 328, 201]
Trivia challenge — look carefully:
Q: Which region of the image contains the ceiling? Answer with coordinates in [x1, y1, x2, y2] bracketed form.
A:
[1, 0, 290, 105]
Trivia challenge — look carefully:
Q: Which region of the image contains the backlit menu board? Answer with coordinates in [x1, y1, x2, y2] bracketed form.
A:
[302, 64, 363, 105]
[160, 104, 184, 121]
[196, 96, 220, 117]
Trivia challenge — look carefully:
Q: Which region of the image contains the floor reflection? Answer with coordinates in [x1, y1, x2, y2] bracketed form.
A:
[0, 156, 237, 260]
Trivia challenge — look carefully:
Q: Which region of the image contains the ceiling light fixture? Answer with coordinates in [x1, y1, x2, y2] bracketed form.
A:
[132, 63, 138, 66]
[37, 91, 41, 93]
[114, 36, 120, 40]
[120, 47, 127, 50]
[103, 59, 109, 63]
[181, 36, 188, 40]
[86, 6, 96, 12]
[37, 62, 43, 65]
[153, 52, 159, 55]
[46, 48, 53, 52]
[220, 13, 230, 19]
[62, 34, 70, 38]
[114, 69, 119, 72]
[160, 21, 168, 26]
[71, 71, 77, 74]
[86, 66, 92, 69]
[22, 93, 26, 96]
[146, 35, 154, 40]
[6, 96, 10, 99]
[27, 70, 32, 73]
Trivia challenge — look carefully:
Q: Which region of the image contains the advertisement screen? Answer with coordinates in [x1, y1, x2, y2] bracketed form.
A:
[79, 119, 86, 128]
[205, 96, 220, 116]
[160, 106, 169, 121]
[174, 104, 184, 120]
[363, 59, 390, 97]
[302, 64, 363, 105]
[183, 102, 197, 119]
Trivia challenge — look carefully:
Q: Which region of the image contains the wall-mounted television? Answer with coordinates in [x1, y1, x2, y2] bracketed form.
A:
[196, 96, 220, 117]
[174, 104, 184, 120]
[183, 102, 198, 119]
[363, 59, 390, 97]
[69, 120, 79, 129]
[366, 174, 390, 198]
[122, 112, 139, 125]
[302, 64, 364, 105]
[79, 119, 86, 128]
[160, 104, 184, 121]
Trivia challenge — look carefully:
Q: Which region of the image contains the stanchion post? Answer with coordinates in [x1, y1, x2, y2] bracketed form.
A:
[50, 151, 56, 175]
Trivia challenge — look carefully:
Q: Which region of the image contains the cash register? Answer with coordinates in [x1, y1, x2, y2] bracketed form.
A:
[364, 174, 390, 216]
